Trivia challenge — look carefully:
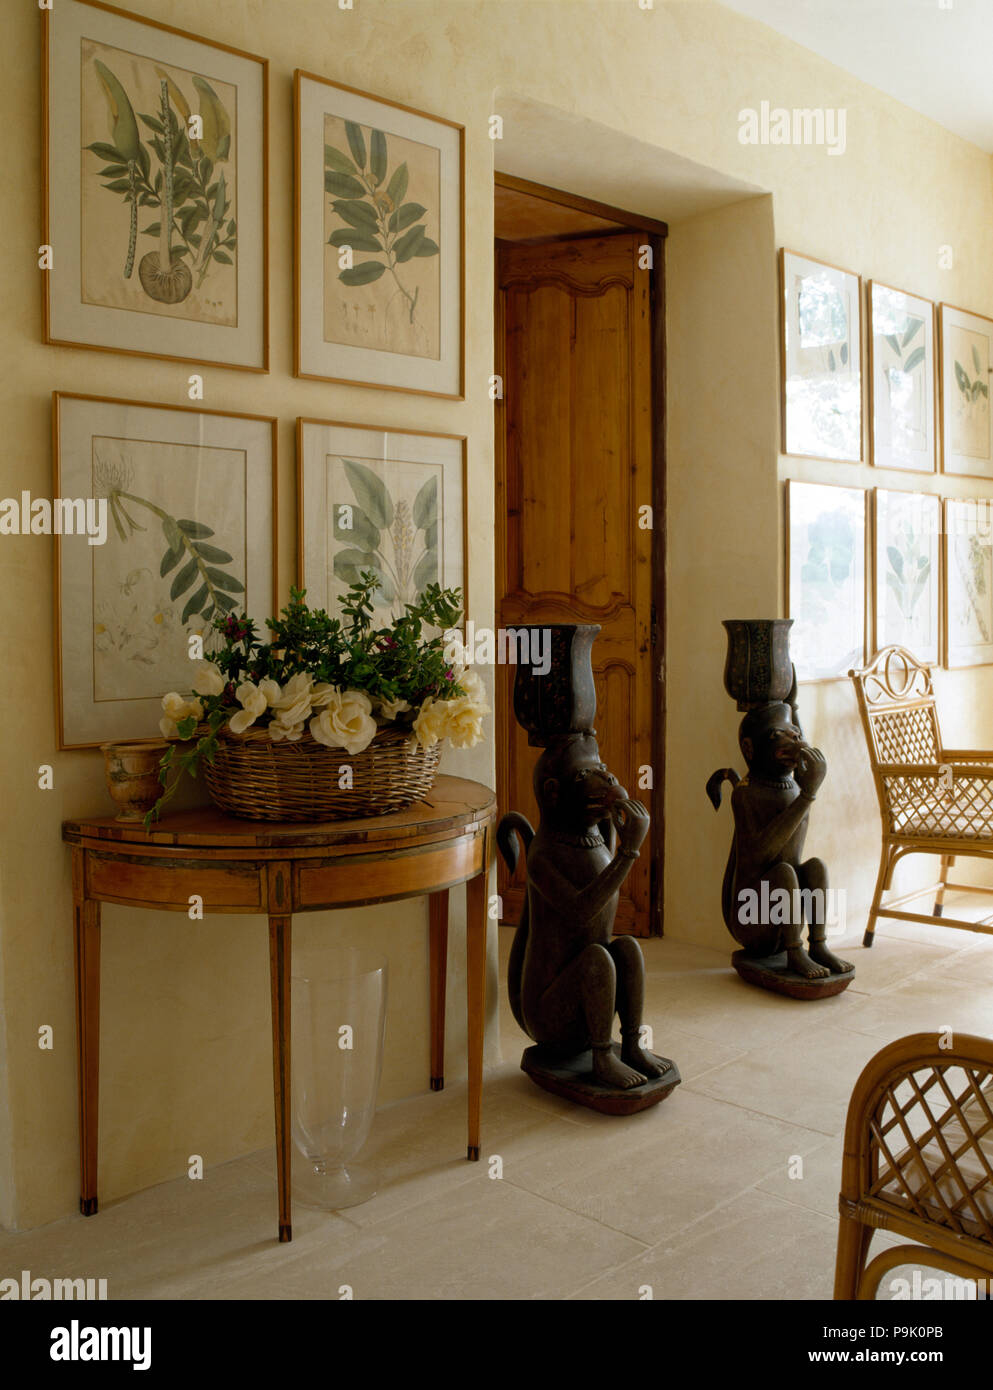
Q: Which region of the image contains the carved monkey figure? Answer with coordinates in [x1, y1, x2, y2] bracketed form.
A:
[498, 732, 668, 1089]
[707, 702, 852, 979]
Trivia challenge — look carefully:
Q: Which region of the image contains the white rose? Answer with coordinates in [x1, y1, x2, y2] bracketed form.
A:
[309, 688, 377, 755]
[259, 678, 282, 706]
[228, 681, 268, 735]
[411, 697, 449, 749]
[443, 695, 487, 749]
[377, 695, 412, 722]
[457, 669, 489, 707]
[159, 692, 203, 739]
[190, 660, 225, 698]
[269, 713, 307, 742]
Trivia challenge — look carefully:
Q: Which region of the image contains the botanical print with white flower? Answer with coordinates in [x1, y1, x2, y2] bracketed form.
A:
[327, 453, 444, 623]
[91, 436, 246, 702]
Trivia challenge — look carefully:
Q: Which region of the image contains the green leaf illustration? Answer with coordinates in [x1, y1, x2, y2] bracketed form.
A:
[394, 224, 427, 263]
[413, 548, 438, 594]
[412, 475, 438, 529]
[343, 459, 394, 528]
[161, 517, 183, 551]
[902, 318, 923, 347]
[328, 229, 382, 253]
[413, 238, 439, 258]
[325, 170, 367, 199]
[332, 199, 379, 229]
[192, 76, 231, 163]
[170, 556, 199, 599]
[325, 144, 357, 175]
[339, 261, 386, 285]
[955, 361, 972, 396]
[193, 541, 234, 563]
[389, 202, 427, 233]
[345, 120, 367, 169]
[204, 568, 244, 593]
[182, 584, 208, 623]
[887, 546, 905, 579]
[94, 60, 141, 162]
[369, 129, 387, 185]
[334, 548, 378, 586]
[160, 543, 185, 577]
[884, 333, 901, 356]
[903, 345, 926, 374]
[333, 503, 380, 552]
[973, 345, 983, 376]
[385, 161, 409, 208]
[177, 519, 215, 538]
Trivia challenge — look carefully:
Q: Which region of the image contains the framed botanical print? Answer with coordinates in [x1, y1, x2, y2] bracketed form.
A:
[786, 480, 867, 680]
[868, 283, 936, 473]
[54, 393, 277, 748]
[294, 72, 464, 397]
[44, 0, 268, 371]
[873, 490, 940, 664]
[944, 497, 993, 668]
[297, 419, 466, 627]
[780, 250, 862, 462]
[939, 304, 993, 478]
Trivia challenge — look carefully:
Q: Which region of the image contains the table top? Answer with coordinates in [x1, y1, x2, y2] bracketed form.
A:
[63, 776, 497, 852]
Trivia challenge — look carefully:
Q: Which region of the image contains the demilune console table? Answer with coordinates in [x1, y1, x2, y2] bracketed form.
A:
[62, 776, 496, 1242]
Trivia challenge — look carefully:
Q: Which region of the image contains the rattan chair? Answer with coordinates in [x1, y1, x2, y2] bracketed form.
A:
[850, 645, 993, 947]
[835, 1032, 993, 1299]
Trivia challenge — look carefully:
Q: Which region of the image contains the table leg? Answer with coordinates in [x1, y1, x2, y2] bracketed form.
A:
[72, 850, 100, 1216]
[429, 889, 449, 1090]
[465, 870, 487, 1161]
[268, 913, 292, 1242]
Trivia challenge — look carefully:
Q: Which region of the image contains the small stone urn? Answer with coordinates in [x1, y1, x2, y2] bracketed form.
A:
[510, 623, 599, 747]
[100, 738, 169, 822]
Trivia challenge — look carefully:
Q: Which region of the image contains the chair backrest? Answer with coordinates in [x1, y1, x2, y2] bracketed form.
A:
[849, 646, 942, 771]
[840, 1033, 993, 1248]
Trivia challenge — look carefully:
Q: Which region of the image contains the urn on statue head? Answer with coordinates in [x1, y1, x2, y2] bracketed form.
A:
[722, 618, 796, 712]
[510, 623, 599, 747]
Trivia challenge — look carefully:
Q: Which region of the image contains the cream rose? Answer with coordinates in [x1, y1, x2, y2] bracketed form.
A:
[228, 681, 268, 735]
[159, 692, 204, 739]
[309, 688, 377, 755]
[376, 694, 412, 722]
[190, 660, 225, 698]
[411, 697, 449, 749]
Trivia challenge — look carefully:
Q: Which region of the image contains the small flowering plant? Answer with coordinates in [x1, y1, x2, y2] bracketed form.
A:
[145, 573, 489, 827]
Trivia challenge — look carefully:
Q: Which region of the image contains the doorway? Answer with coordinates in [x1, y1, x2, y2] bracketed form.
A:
[493, 174, 667, 938]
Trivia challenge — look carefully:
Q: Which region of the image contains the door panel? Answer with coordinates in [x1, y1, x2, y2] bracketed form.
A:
[495, 232, 655, 936]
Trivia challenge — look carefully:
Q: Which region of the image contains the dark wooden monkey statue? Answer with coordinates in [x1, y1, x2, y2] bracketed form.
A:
[498, 732, 669, 1090]
[707, 701, 852, 981]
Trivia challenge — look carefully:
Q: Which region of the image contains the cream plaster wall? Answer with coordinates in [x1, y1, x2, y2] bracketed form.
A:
[3, 0, 993, 1230]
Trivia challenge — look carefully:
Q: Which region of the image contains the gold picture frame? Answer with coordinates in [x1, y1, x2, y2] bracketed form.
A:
[939, 303, 993, 479]
[44, 0, 269, 371]
[868, 282, 936, 474]
[294, 71, 464, 398]
[296, 417, 468, 628]
[54, 392, 278, 748]
[780, 249, 863, 463]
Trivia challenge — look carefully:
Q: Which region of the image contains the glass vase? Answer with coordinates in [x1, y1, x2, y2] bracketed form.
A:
[291, 947, 388, 1210]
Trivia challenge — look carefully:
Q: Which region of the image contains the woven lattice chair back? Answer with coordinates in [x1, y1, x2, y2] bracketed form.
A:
[850, 646, 941, 770]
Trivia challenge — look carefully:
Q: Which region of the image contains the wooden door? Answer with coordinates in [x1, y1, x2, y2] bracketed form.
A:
[495, 232, 657, 936]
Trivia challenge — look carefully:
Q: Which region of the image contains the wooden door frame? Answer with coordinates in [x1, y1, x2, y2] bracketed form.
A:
[494, 176, 668, 935]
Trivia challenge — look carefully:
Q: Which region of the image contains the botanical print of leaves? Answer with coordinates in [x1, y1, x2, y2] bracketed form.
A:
[322, 115, 441, 361]
[91, 436, 246, 701]
[80, 38, 237, 327]
[949, 327, 991, 461]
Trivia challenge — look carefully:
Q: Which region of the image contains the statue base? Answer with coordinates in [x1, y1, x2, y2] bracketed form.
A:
[731, 949, 855, 999]
[520, 1044, 681, 1114]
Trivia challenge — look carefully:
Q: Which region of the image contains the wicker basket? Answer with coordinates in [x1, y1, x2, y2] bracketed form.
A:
[200, 722, 441, 821]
